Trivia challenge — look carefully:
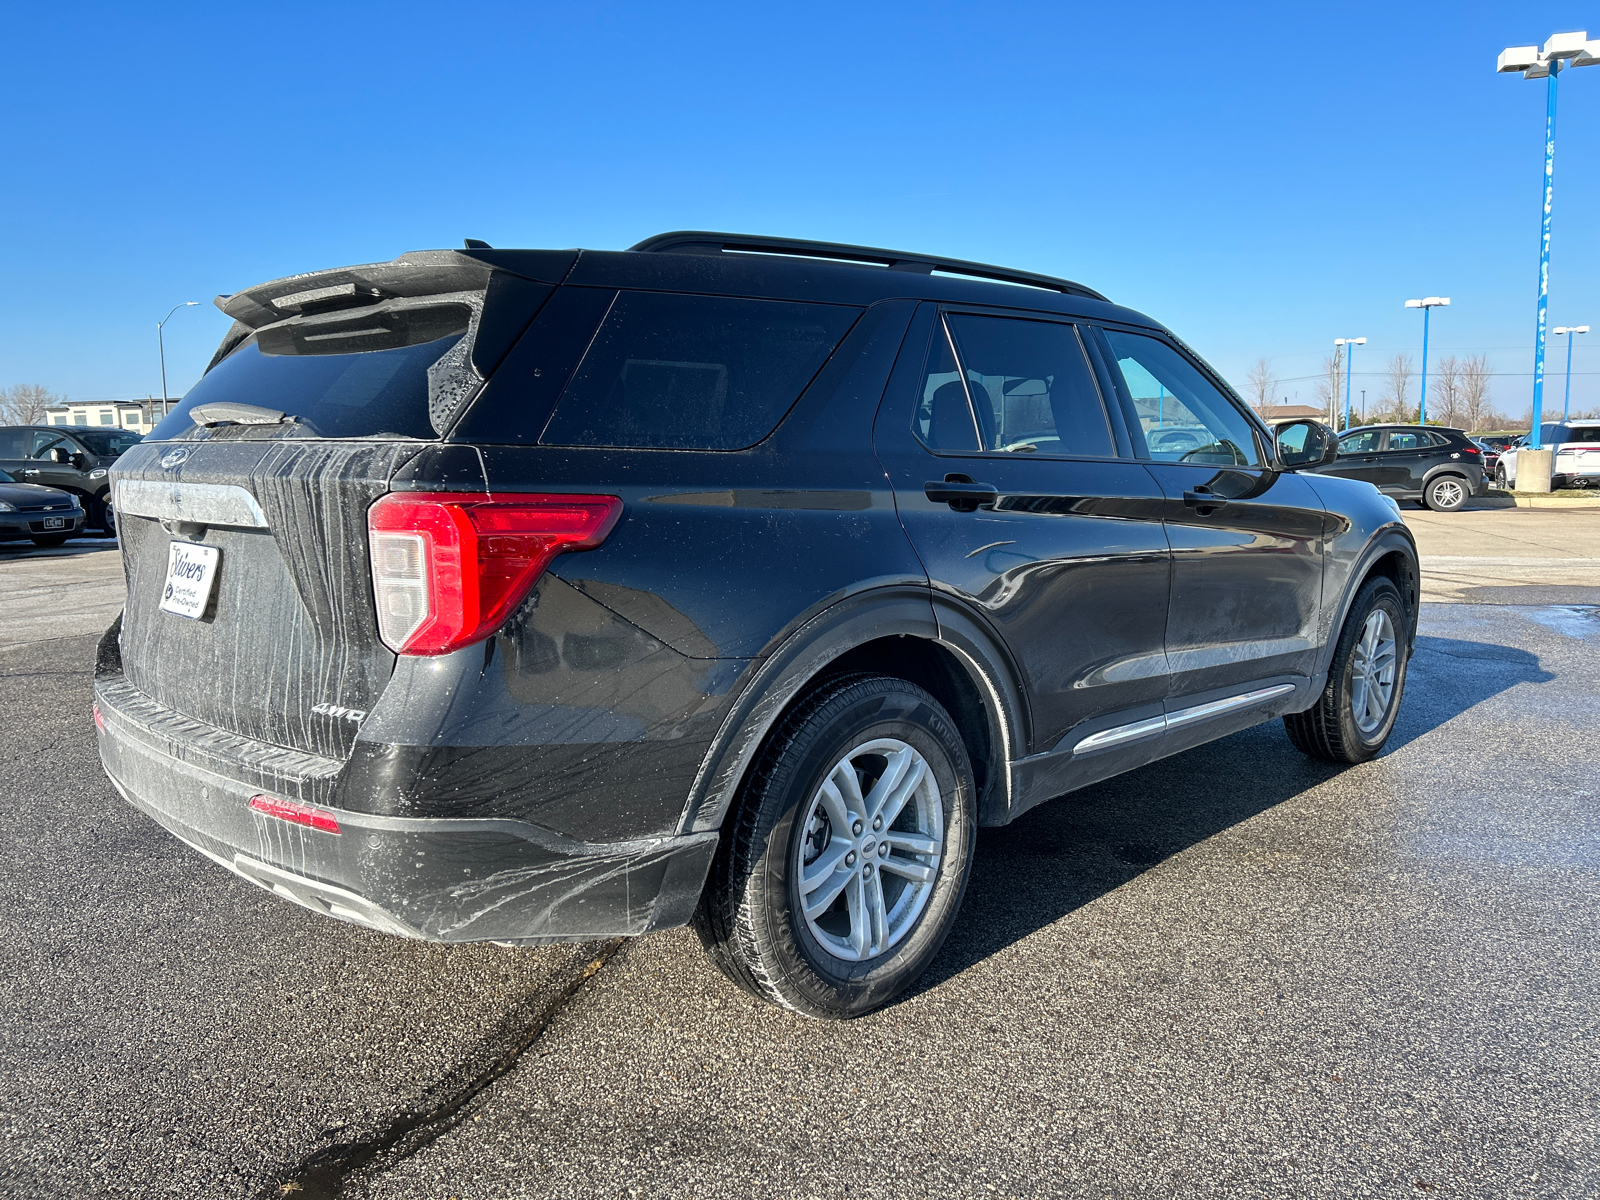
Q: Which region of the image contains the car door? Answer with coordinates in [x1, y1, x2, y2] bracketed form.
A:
[1092, 326, 1327, 712]
[874, 304, 1173, 788]
[1322, 428, 1385, 486]
[1372, 429, 1430, 492]
[24, 430, 90, 493]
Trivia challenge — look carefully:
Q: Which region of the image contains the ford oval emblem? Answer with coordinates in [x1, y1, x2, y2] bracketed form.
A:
[160, 447, 190, 470]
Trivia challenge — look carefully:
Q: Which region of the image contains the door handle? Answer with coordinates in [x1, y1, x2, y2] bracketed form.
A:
[925, 475, 998, 512]
[1183, 486, 1220, 515]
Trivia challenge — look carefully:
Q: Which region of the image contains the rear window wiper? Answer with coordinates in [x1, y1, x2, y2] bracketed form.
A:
[189, 402, 295, 428]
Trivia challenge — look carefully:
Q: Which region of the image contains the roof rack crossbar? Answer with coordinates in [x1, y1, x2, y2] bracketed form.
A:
[627, 231, 1108, 302]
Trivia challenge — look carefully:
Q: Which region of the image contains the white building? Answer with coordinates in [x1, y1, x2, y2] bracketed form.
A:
[44, 399, 178, 435]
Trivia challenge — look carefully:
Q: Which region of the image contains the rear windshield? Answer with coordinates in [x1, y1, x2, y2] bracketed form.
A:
[539, 292, 860, 450]
[149, 328, 466, 441]
[1565, 426, 1600, 443]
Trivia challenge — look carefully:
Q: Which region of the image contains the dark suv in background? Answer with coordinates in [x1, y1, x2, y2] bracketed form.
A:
[1312, 424, 1484, 511]
[94, 233, 1418, 1018]
[0, 425, 141, 533]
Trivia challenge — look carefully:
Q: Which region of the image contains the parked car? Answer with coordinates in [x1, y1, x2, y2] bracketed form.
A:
[1495, 422, 1600, 489]
[0, 468, 86, 546]
[1473, 440, 1502, 481]
[94, 233, 1419, 1018]
[1309, 424, 1485, 511]
[0, 426, 142, 533]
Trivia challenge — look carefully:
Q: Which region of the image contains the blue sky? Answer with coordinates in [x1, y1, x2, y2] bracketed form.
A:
[3, 1, 1597, 419]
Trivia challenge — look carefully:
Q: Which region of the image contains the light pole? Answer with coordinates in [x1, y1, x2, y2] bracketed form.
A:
[1335, 337, 1366, 431]
[1499, 32, 1599, 448]
[157, 301, 200, 417]
[1405, 298, 1449, 424]
[1553, 325, 1589, 420]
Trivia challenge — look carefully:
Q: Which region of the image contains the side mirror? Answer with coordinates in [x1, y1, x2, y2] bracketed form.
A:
[1274, 419, 1337, 470]
[47, 447, 72, 464]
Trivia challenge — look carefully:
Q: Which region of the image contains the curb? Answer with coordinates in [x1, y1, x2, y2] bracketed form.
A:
[1469, 493, 1600, 509]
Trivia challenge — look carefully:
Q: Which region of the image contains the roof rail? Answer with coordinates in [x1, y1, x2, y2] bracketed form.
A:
[627, 231, 1108, 302]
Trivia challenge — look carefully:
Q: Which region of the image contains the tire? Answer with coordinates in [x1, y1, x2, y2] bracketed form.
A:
[95, 494, 117, 537]
[1284, 576, 1408, 764]
[1423, 474, 1468, 512]
[1494, 465, 1507, 489]
[693, 674, 977, 1019]
[30, 534, 68, 547]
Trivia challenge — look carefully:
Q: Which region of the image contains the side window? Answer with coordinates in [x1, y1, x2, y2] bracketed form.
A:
[1100, 329, 1262, 467]
[31, 433, 73, 458]
[540, 292, 860, 450]
[942, 315, 1114, 457]
[1339, 431, 1381, 454]
[0, 430, 31, 457]
[911, 319, 979, 452]
[1386, 432, 1424, 452]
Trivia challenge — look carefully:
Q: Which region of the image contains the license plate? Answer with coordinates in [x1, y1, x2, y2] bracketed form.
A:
[159, 541, 221, 620]
[42, 517, 66, 530]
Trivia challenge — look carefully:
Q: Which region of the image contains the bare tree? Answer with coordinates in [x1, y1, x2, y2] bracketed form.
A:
[1429, 355, 1464, 427]
[1460, 354, 1493, 431]
[0, 384, 62, 424]
[1381, 354, 1415, 422]
[1245, 358, 1278, 413]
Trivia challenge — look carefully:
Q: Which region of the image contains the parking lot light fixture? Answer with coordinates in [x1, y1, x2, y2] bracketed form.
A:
[1405, 299, 1448, 424]
[1335, 338, 1367, 431]
[157, 301, 200, 415]
[1500, 31, 1599, 448]
[1553, 326, 1589, 420]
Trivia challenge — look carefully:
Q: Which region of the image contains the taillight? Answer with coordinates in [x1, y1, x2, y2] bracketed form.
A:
[249, 794, 341, 834]
[367, 492, 622, 656]
[93, 703, 104, 731]
[1461, 446, 1481, 455]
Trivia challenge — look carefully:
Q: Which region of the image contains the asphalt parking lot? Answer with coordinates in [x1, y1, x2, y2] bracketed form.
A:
[1, 510, 1597, 1199]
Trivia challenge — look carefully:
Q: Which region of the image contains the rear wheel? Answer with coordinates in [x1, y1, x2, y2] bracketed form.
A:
[693, 674, 977, 1019]
[1285, 576, 1407, 763]
[1494, 465, 1508, 489]
[1424, 475, 1468, 511]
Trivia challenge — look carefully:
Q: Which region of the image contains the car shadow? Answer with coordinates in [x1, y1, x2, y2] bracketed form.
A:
[907, 631, 1555, 999]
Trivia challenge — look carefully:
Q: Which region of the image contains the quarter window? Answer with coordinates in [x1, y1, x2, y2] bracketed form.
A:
[1386, 432, 1425, 451]
[540, 292, 860, 450]
[1101, 330, 1262, 467]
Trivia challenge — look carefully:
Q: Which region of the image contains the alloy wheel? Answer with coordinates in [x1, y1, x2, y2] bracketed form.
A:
[795, 738, 943, 962]
[1431, 478, 1465, 509]
[1349, 609, 1398, 734]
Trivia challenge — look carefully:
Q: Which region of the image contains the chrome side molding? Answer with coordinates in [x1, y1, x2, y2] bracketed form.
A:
[1070, 683, 1297, 756]
[115, 480, 269, 529]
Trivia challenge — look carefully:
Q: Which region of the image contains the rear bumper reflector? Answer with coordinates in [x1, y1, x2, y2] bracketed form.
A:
[249, 794, 341, 835]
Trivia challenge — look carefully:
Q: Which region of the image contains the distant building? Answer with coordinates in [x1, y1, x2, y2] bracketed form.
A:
[1255, 403, 1328, 426]
[43, 398, 178, 435]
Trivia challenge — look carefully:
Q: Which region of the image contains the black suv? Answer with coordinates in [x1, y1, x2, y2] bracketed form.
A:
[1311, 424, 1485, 511]
[0, 425, 141, 533]
[94, 233, 1418, 1018]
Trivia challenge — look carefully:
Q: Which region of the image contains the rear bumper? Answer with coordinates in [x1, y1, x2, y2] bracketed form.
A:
[94, 677, 718, 944]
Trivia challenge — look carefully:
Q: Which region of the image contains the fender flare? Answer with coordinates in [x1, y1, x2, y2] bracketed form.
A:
[677, 586, 1028, 835]
[1313, 526, 1420, 681]
[1419, 464, 1474, 495]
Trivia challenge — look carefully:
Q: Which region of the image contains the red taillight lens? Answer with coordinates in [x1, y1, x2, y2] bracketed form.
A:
[93, 703, 104, 731]
[367, 492, 622, 656]
[249, 794, 341, 834]
[1462, 446, 1481, 455]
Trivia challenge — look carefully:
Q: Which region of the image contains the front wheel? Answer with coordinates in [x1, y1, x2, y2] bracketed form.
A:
[1285, 576, 1408, 763]
[1424, 475, 1468, 511]
[693, 675, 977, 1019]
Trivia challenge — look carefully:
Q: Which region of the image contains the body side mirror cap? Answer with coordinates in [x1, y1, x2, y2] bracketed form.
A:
[1273, 419, 1337, 470]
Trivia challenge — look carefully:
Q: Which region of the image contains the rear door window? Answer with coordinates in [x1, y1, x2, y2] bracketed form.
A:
[941, 314, 1114, 457]
[539, 292, 860, 450]
[1385, 431, 1426, 452]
